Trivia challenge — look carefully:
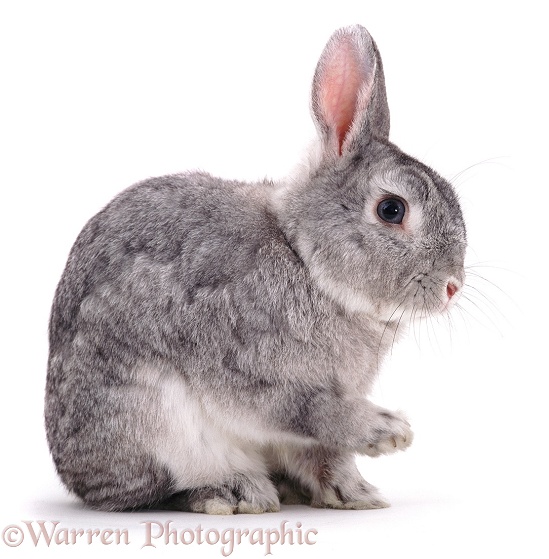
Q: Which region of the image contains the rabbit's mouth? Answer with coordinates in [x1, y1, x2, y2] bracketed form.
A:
[402, 271, 464, 318]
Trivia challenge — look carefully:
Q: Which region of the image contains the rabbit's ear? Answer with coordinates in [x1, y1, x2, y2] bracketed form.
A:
[311, 25, 390, 158]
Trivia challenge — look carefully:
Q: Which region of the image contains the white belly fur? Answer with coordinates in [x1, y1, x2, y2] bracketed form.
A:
[135, 363, 275, 490]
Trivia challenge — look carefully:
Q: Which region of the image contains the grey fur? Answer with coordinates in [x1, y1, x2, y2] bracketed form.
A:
[45, 25, 466, 513]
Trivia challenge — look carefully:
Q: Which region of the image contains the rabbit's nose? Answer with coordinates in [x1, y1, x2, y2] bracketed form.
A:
[446, 281, 458, 299]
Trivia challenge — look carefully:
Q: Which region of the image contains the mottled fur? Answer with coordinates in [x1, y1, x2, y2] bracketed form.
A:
[45, 25, 466, 513]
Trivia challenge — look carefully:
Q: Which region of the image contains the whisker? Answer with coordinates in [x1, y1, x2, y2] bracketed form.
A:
[449, 156, 510, 185]
[465, 261, 516, 273]
[412, 285, 425, 349]
[411, 300, 422, 349]
[465, 271, 519, 312]
[462, 281, 516, 333]
[376, 296, 408, 373]
[445, 306, 454, 346]
[454, 300, 489, 335]
[426, 287, 444, 354]
[459, 293, 505, 337]
[390, 305, 408, 357]
[417, 292, 429, 349]
[462, 283, 508, 322]
[453, 302, 474, 342]
[465, 270, 506, 287]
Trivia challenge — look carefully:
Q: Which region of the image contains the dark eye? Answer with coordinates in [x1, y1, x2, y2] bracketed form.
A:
[377, 198, 406, 224]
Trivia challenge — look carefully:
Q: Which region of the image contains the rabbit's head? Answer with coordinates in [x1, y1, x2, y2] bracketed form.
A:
[276, 25, 466, 322]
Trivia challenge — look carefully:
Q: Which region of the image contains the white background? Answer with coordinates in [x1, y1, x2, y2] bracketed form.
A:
[1, 1, 547, 557]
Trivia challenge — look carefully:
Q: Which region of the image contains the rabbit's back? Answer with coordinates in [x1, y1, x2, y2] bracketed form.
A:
[48, 172, 279, 350]
[45, 171, 317, 509]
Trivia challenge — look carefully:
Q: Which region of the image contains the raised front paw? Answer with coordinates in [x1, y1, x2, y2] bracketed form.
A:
[362, 409, 414, 457]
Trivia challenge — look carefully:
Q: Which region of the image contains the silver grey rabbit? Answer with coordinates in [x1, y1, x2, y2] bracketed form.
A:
[45, 24, 466, 514]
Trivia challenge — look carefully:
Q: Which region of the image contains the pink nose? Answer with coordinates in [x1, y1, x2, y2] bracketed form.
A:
[446, 282, 458, 299]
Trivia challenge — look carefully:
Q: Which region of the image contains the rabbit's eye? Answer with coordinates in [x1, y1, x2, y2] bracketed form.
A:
[377, 198, 405, 224]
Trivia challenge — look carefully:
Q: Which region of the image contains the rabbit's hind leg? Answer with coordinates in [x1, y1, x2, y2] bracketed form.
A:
[157, 471, 280, 514]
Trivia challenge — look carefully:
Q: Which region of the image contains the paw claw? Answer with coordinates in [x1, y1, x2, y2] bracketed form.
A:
[197, 498, 236, 515]
[362, 409, 414, 457]
[237, 500, 280, 514]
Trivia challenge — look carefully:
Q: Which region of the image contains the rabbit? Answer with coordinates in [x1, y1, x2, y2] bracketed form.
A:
[44, 24, 466, 514]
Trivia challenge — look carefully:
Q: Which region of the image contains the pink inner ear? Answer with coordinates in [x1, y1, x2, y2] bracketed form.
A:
[320, 40, 367, 155]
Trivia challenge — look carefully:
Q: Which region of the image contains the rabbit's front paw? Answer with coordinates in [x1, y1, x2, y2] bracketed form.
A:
[362, 410, 413, 457]
[311, 481, 390, 510]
